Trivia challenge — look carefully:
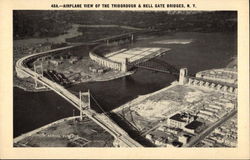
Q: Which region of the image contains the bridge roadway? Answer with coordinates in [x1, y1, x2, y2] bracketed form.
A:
[16, 48, 143, 147]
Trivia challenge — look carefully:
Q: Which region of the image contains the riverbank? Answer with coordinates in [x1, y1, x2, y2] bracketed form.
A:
[14, 23, 141, 92]
[111, 81, 180, 133]
[14, 116, 114, 147]
[113, 81, 179, 113]
[78, 70, 135, 83]
[14, 80, 178, 147]
[111, 66, 237, 147]
[14, 116, 80, 143]
[14, 70, 135, 92]
[13, 75, 50, 92]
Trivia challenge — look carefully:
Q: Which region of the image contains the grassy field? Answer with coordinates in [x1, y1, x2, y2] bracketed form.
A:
[14, 118, 114, 147]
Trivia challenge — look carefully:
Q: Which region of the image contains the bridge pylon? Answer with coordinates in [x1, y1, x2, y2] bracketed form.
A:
[179, 68, 188, 85]
[79, 90, 91, 121]
[121, 58, 128, 72]
[33, 63, 46, 89]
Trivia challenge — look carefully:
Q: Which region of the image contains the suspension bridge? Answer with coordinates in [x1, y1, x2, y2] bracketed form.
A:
[16, 50, 143, 147]
[15, 34, 185, 147]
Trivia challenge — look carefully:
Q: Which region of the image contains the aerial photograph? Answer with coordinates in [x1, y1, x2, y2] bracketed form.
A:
[13, 11, 237, 147]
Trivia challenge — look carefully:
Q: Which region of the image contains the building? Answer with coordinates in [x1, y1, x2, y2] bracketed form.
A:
[186, 75, 237, 94]
[184, 120, 204, 134]
[199, 81, 205, 86]
[166, 127, 182, 135]
[197, 112, 210, 120]
[209, 104, 222, 110]
[210, 83, 216, 88]
[234, 88, 238, 94]
[228, 87, 234, 93]
[204, 82, 210, 87]
[145, 134, 153, 141]
[178, 134, 192, 145]
[216, 84, 222, 90]
[222, 86, 228, 92]
[155, 137, 167, 146]
[205, 107, 219, 113]
[188, 78, 194, 85]
[199, 109, 214, 116]
[69, 56, 79, 64]
[168, 113, 195, 129]
[195, 68, 237, 85]
[157, 126, 167, 132]
[194, 79, 200, 86]
[49, 59, 63, 66]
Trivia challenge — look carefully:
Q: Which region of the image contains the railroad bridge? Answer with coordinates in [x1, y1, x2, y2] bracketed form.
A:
[127, 58, 180, 76]
[94, 33, 135, 46]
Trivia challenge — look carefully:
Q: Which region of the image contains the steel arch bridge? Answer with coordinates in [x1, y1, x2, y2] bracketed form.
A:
[128, 58, 180, 76]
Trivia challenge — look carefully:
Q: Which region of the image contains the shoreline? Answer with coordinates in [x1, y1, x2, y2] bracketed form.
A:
[13, 23, 140, 93]
[14, 79, 177, 144]
[113, 81, 179, 113]
[14, 24, 145, 47]
[13, 64, 237, 146]
[14, 116, 81, 143]
[14, 70, 135, 92]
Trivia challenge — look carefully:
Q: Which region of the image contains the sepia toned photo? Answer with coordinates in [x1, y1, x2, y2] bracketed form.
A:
[13, 10, 238, 148]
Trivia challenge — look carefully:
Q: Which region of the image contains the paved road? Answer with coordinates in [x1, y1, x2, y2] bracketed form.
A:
[184, 110, 237, 147]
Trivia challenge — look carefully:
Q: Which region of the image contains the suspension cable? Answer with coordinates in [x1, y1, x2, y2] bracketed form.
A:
[90, 93, 107, 115]
[90, 93, 119, 128]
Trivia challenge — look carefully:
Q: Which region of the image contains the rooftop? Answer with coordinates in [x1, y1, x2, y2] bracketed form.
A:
[185, 120, 203, 130]
[169, 113, 188, 123]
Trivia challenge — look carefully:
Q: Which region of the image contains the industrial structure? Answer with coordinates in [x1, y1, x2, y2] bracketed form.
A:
[178, 68, 237, 95]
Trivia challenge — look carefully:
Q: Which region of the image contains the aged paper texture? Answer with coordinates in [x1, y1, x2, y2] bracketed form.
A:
[0, 0, 249, 159]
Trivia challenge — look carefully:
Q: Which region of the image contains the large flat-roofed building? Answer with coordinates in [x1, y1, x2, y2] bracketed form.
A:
[196, 68, 237, 85]
[184, 120, 204, 134]
[168, 113, 195, 129]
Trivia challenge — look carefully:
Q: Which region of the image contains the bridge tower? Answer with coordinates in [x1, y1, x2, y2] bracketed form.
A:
[33, 63, 46, 89]
[131, 34, 134, 42]
[79, 90, 91, 121]
[121, 58, 128, 72]
[179, 68, 188, 85]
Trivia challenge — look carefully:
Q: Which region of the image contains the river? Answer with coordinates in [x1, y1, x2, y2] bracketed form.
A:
[14, 32, 237, 137]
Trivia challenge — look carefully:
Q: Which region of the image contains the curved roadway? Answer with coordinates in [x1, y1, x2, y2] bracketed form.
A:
[15, 46, 143, 147]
